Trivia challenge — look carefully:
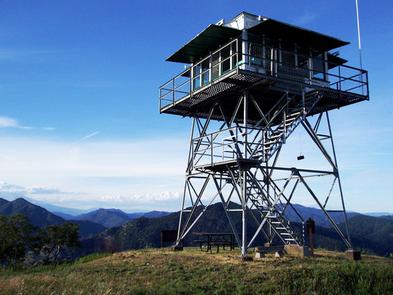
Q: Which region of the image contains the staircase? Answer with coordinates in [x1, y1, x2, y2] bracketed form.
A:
[261, 90, 321, 162]
[228, 169, 303, 246]
[248, 180, 302, 245]
[222, 91, 321, 246]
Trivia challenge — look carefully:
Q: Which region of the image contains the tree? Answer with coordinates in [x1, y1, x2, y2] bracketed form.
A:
[39, 222, 80, 262]
[0, 214, 35, 265]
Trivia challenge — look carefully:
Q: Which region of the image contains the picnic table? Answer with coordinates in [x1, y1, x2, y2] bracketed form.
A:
[193, 232, 235, 253]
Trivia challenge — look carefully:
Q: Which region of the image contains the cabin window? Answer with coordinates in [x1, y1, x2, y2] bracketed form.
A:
[212, 52, 220, 81]
[201, 59, 210, 86]
[281, 46, 296, 67]
[312, 54, 326, 80]
[249, 43, 263, 66]
[297, 51, 310, 78]
[231, 41, 238, 68]
[192, 64, 201, 90]
[221, 44, 231, 74]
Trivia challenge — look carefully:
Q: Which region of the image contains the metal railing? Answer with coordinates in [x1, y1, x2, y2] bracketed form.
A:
[159, 39, 369, 110]
[191, 126, 265, 168]
[159, 38, 239, 109]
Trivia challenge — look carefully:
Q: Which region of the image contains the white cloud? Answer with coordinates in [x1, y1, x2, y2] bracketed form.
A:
[42, 127, 56, 131]
[0, 117, 18, 127]
[0, 116, 55, 131]
[0, 135, 188, 210]
[0, 115, 390, 212]
[27, 187, 81, 195]
[0, 116, 25, 128]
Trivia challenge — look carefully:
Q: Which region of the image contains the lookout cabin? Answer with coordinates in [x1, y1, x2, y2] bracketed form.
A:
[159, 12, 369, 124]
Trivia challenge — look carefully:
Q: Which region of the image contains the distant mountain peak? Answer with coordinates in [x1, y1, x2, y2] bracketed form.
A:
[75, 208, 131, 228]
[0, 197, 9, 206]
[0, 197, 64, 227]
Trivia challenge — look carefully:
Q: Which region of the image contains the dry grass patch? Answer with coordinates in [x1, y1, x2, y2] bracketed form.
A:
[0, 248, 392, 294]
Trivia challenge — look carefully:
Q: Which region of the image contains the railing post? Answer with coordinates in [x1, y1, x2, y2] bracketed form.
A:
[338, 66, 341, 91]
[237, 38, 240, 69]
[190, 64, 193, 94]
[366, 71, 369, 99]
[159, 88, 162, 110]
[172, 79, 175, 105]
[211, 133, 213, 166]
[209, 54, 212, 85]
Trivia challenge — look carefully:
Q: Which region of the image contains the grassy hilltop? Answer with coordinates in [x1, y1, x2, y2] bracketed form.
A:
[1, 248, 392, 295]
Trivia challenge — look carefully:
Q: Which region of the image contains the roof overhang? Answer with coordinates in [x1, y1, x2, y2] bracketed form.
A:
[247, 19, 349, 52]
[166, 24, 241, 64]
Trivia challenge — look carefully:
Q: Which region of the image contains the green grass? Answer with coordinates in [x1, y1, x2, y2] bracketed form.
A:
[0, 248, 392, 294]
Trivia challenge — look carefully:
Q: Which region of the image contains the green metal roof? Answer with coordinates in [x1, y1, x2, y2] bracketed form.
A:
[166, 24, 241, 63]
[247, 19, 349, 52]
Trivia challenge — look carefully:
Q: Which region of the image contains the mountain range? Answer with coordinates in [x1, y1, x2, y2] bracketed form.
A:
[0, 198, 105, 238]
[1, 197, 392, 257]
[0, 198, 171, 235]
[84, 202, 393, 256]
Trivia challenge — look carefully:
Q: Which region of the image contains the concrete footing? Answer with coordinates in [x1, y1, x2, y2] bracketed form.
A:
[254, 252, 265, 259]
[346, 249, 361, 261]
[274, 251, 284, 258]
[284, 244, 313, 258]
[254, 247, 265, 259]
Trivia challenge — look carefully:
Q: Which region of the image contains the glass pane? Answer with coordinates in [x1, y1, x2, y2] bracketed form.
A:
[201, 60, 210, 86]
[250, 43, 263, 66]
[281, 50, 295, 67]
[231, 42, 238, 68]
[193, 77, 201, 90]
[192, 64, 201, 90]
[212, 53, 220, 80]
[312, 54, 325, 80]
[297, 53, 309, 78]
[221, 45, 231, 74]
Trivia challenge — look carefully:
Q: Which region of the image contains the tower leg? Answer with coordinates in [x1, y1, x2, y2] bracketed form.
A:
[241, 170, 248, 258]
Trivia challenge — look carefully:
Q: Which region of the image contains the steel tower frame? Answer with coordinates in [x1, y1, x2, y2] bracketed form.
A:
[174, 90, 353, 258]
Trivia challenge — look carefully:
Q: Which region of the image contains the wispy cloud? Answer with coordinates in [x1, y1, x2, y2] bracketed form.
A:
[0, 116, 55, 131]
[77, 131, 100, 142]
[42, 127, 56, 131]
[0, 116, 33, 130]
[28, 187, 83, 195]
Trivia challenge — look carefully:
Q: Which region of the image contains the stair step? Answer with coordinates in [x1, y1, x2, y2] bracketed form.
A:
[269, 133, 284, 140]
[264, 141, 278, 146]
[287, 111, 301, 118]
[267, 215, 277, 218]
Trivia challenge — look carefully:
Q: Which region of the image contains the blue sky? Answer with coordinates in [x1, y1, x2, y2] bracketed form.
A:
[0, 0, 392, 212]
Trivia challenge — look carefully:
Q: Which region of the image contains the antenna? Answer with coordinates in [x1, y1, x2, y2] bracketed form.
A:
[355, 0, 363, 69]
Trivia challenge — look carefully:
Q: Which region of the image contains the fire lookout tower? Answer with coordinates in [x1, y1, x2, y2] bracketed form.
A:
[159, 12, 369, 258]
